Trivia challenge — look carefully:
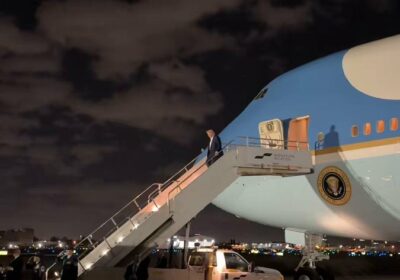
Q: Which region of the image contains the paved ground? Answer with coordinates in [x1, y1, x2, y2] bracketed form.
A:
[283, 275, 400, 280]
[336, 277, 400, 280]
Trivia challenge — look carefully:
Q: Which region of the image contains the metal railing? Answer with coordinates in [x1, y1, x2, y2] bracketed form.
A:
[238, 136, 310, 151]
[45, 136, 310, 278]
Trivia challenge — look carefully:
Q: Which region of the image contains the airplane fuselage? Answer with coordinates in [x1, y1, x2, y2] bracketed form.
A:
[212, 35, 400, 241]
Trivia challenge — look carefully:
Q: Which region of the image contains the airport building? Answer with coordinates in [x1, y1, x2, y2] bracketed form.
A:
[159, 234, 215, 249]
[0, 228, 34, 247]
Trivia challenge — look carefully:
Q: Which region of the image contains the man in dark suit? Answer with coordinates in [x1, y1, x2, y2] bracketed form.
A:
[206, 129, 223, 167]
[60, 249, 78, 280]
[6, 249, 23, 280]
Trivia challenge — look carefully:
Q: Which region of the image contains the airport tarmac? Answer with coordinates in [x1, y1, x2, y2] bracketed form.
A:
[335, 277, 399, 280]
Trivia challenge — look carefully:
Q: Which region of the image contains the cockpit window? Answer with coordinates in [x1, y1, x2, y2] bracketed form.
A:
[254, 88, 268, 100]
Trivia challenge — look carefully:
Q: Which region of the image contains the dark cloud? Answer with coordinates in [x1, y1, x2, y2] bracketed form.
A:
[62, 48, 117, 101]
[0, 0, 41, 30]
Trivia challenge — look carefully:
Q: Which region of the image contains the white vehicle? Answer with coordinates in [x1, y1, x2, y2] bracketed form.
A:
[149, 248, 284, 280]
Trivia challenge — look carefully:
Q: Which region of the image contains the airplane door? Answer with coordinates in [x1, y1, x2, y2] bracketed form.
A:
[258, 119, 284, 149]
[288, 116, 310, 150]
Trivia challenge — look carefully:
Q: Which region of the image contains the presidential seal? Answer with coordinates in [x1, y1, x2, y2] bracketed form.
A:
[317, 166, 352, 206]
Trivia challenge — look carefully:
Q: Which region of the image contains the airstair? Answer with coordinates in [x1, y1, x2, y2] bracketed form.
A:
[46, 137, 313, 280]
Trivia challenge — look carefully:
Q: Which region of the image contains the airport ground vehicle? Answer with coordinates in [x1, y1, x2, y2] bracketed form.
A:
[148, 248, 284, 280]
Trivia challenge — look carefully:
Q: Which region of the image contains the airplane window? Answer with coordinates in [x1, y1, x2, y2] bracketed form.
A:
[351, 126, 359, 137]
[254, 88, 268, 100]
[364, 123, 372, 136]
[391, 118, 399, 131]
[376, 120, 385, 134]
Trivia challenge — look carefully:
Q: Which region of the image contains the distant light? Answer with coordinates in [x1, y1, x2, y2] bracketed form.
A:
[118, 236, 124, 243]
[85, 263, 93, 270]
[54, 272, 59, 277]
[38, 243, 43, 248]
[58, 243, 64, 248]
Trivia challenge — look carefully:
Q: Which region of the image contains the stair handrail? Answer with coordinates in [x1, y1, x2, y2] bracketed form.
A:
[71, 151, 205, 258]
[238, 136, 310, 151]
[166, 139, 236, 210]
[56, 135, 310, 273]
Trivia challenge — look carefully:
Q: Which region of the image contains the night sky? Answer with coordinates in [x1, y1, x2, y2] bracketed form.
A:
[1, 0, 400, 242]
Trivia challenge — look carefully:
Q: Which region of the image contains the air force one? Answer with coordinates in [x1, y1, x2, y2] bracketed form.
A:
[58, 35, 400, 280]
[214, 34, 400, 241]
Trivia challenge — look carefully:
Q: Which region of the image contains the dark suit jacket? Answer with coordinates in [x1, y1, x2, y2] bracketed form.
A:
[61, 256, 78, 280]
[6, 256, 23, 280]
[207, 136, 223, 166]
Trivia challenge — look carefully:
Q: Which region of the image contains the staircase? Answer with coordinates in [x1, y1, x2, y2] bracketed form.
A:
[46, 137, 313, 280]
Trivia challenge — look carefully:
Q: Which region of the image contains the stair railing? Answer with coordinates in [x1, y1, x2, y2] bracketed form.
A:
[46, 136, 310, 278]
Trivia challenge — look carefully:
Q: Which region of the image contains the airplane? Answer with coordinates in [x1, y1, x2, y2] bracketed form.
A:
[48, 35, 399, 280]
[211, 34, 400, 279]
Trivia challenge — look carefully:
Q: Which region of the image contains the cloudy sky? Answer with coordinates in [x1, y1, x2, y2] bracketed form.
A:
[1, 0, 399, 242]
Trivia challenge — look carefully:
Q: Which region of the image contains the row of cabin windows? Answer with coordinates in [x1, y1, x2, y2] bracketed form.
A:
[351, 118, 398, 137]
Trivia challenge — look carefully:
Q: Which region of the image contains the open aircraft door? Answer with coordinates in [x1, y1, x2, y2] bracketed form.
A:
[288, 115, 310, 151]
[258, 119, 284, 149]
